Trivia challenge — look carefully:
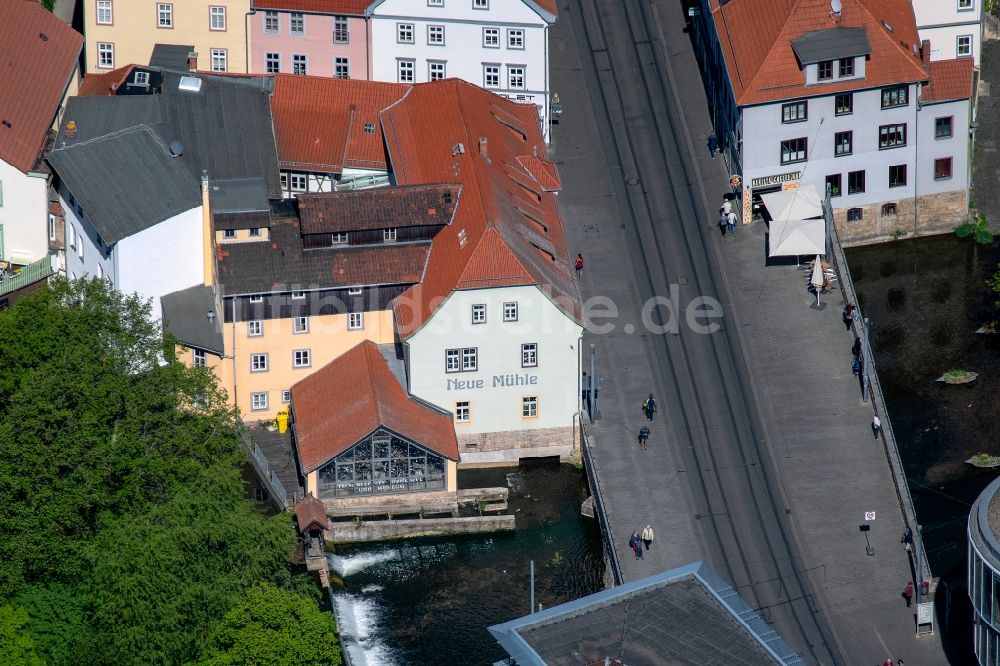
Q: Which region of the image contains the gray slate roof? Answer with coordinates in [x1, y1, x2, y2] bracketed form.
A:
[161, 284, 224, 355]
[46, 126, 201, 244]
[489, 561, 805, 666]
[210, 177, 269, 214]
[149, 43, 195, 71]
[791, 27, 871, 65]
[56, 70, 280, 197]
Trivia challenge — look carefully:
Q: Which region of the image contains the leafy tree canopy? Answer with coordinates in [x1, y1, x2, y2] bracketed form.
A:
[0, 605, 45, 666]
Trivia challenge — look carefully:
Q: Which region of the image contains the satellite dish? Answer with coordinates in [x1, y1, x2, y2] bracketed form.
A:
[831, 0, 842, 13]
[169, 140, 183, 157]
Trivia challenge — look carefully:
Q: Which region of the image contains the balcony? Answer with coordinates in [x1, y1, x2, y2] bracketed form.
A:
[0, 255, 57, 298]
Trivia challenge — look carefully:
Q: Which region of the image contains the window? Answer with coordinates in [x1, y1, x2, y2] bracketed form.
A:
[835, 93, 853, 115]
[248, 320, 263, 336]
[847, 207, 863, 222]
[881, 203, 897, 217]
[446, 349, 460, 372]
[48, 214, 55, 240]
[446, 348, 478, 372]
[848, 169, 866, 194]
[282, 389, 292, 404]
[193, 348, 206, 368]
[881, 85, 908, 108]
[98, 42, 114, 68]
[134, 71, 149, 86]
[292, 54, 307, 75]
[333, 15, 349, 43]
[384, 228, 397, 242]
[248, 228, 261, 238]
[462, 348, 478, 371]
[825, 174, 842, 198]
[249, 293, 263, 303]
[504, 301, 518, 321]
[210, 6, 226, 30]
[264, 10, 278, 33]
[348, 312, 363, 330]
[879, 123, 907, 149]
[483, 27, 499, 47]
[291, 290, 305, 299]
[472, 304, 486, 324]
[157, 3, 172, 28]
[838, 57, 854, 77]
[348, 287, 363, 295]
[290, 12, 304, 35]
[781, 101, 806, 123]
[293, 316, 309, 333]
[935, 116, 953, 139]
[429, 0, 444, 5]
[96, 263, 104, 279]
[290, 173, 307, 191]
[428, 61, 445, 81]
[211, 48, 227, 72]
[474, 0, 488, 7]
[889, 164, 907, 188]
[522, 396, 537, 418]
[428, 25, 445, 45]
[334, 56, 350, 79]
[484, 64, 499, 88]
[397, 59, 414, 83]
[265, 52, 279, 73]
[221, 228, 236, 239]
[251, 392, 268, 411]
[77, 239, 84, 260]
[293, 349, 311, 368]
[67, 224, 75, 248]
[251, 353, 268, 372]
[958, 35, 973, 57]
[934, 157, 953, 180]
[521, 343, 537, 367]
[959, 0, 974, 9]
[508, 66, 525, 90]
[97, 0, 112, 24]
[455, 401, 470, 422]
[332, 232, 348, 245]
[397, 23, 414, 43]
[780, 138, 807, 164]
[834, 131, 852, 156]
[817, 60, 833, 80]
[508, 28, 524, 49]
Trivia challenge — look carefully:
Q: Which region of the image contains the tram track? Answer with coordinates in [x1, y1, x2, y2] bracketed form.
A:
[570, 1, 845, 662]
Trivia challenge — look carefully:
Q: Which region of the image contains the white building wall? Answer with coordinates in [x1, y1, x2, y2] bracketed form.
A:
[59, 190, 114, 282]
[369, 0, 552, 138]
[407, 285, 582, 440]
[911, 0, 982, 64]
[916, 98, 971, 197]
[0, 159, 48, 265]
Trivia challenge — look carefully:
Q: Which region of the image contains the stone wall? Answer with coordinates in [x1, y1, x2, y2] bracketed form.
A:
[329, 515, 516, 544]
[458, 425, 574, 454]
[834, 190, 967, 247]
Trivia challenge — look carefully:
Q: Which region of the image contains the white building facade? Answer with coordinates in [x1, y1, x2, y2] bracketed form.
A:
[912, 0, 983, 65]
[368, 0, 555, 139]
[0, 161, 49, 268]
[405, 284, 583, 464]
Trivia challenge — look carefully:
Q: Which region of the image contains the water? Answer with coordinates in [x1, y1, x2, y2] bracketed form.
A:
[328, 460, 605, 665]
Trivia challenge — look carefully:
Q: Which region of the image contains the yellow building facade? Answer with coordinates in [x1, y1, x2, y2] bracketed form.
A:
[84, 0, 251, 73]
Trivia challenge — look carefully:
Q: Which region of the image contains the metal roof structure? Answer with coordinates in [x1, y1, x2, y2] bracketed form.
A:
[148, 43, 195, 72]
[489, 561, 806, 666]
[46, 125, 201, 244]
[209, 177, 270, 214]
[160, 284, 224, 355]
[790, 26, 872, 65]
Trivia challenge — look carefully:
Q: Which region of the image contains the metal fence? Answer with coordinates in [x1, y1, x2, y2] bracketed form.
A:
[580, 422, 624, 586]
[0, 256, 54, 297]
[825, 201, 933, 591]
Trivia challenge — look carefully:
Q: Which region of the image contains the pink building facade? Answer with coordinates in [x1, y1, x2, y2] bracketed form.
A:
[249, 3, 369, 79]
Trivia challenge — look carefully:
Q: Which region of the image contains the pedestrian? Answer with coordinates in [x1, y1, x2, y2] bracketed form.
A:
[852, 336, 862, 358]
[721, 198, 732, 216]
[842, 304, 856, 331]
[903, 581, 914, 607]
[708, 132, 718, 158]
[883, 660, 894, 666]
[643, 393, 656, 421]
[901, 527, 913, 553]
[638, 425, 650, 451]
[872, 414, 882, 439]
[718, 207, 728, 236]
[852, 356, 862, 377]
[575, 253, 584, 278]
[726, 210, 738, 234]
[897, 660, 905, 666]
[628, 531, 643, 560]
[641, 524, 655, 550]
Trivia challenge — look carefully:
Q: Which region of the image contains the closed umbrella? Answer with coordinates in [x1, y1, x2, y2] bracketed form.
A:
[810, 254, 824, 307]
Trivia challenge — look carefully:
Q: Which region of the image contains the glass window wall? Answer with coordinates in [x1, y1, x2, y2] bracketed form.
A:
[317, 430, 446, 498]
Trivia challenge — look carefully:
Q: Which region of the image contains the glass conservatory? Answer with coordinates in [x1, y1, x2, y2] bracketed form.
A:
[316, 428, 446, 498]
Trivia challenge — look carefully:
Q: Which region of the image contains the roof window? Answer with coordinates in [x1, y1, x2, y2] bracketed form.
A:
[178, 76, 203, 93]
[364, 122, 376, 134]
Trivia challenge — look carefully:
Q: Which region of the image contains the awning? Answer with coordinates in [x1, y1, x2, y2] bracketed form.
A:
[760, 184, 823, 221]
[768, 218, 827, 257]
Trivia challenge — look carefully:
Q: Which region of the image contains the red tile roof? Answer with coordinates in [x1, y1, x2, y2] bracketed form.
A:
[530, 0, 558, 18]
[292, 341, 459, 472]
[0, 0, 83, 172]
[710, 0, 928, 106]
[270, 74, 409, 173]
[515, 155, 561, 191]
[252, 0, 370, 13]
[78, 65, 134, 97]
[922, 58, 974, 103]
[381, 79, 581, 338]
[294, 493, 330, 533]
[297, 184, 459, 234]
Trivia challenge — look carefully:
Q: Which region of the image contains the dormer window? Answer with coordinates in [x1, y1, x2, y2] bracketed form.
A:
[838, 58, 854, 77]
[817, 60, 833, 80]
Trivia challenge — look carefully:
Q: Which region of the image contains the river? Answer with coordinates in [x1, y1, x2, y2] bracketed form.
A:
[326, 460, 605, 665]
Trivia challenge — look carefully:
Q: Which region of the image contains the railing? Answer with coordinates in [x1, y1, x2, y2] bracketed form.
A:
[235, 420, 291, 511]
[334, 173, 391, 192]
[580, 422, 624, 586]
[0, 255, 54, 297]
[825, 200, 933, 590]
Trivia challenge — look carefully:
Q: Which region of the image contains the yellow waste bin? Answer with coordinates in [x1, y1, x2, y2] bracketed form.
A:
[276, 410, 289, 434]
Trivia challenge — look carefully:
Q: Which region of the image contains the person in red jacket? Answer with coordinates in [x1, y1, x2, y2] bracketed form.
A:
[575, 253, 584, 278]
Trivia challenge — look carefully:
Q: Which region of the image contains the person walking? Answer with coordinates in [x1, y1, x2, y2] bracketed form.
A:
[638, 426, 650, 451]
[842, 304, 856, 331]
[575, 253, 584, 279]
[628, 531, 643, 560]
[641, 525, 655, 550]
[901, 527, 914, 553]
[852, 356, 862, 377]
[872, 414, 882, 439]
[903, 581, 914, 607]
[721, 198, 732, 216]
[718, 208, 728, 237]
[726, 210, 738, 235]
[643, 394, 657, 421]
[852, 336, 862, 358]
[708, 132, 718, 158]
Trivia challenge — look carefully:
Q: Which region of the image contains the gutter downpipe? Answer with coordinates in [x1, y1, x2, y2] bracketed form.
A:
[914, 82, 921, 237]
[244, 8, 256, 74]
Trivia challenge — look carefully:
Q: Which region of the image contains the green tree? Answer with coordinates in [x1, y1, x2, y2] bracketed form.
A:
[194, 584, 341, 666]
[12, 582, 93, 666]
[0, 605, 45, 666]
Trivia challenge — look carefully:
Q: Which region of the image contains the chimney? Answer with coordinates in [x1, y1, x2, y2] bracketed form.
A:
[478, 137, 488, 157]
[187, 51, 199, 72]
[64, 120, 77, 139]
[201, 170, 215, 288]
[921, 39, 931, 67]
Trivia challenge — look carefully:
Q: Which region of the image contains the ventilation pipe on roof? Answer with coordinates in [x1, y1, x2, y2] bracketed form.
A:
[830, 0, 842, 22]
[451, 143, 465, 156]
[921, 39, 931, 67]
[187, 51, 199, 72]
[478, 137, 488, 158]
